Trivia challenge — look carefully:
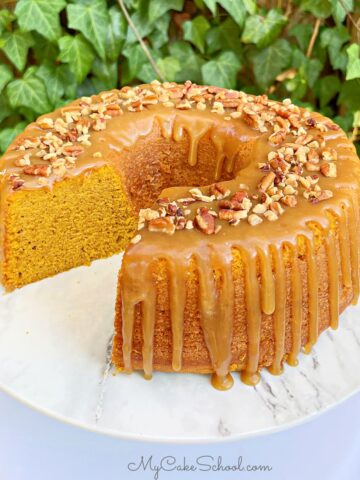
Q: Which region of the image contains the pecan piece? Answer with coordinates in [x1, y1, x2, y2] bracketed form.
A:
[218, 209, 247, 221]
[320, 162, 337, 178]
[10, 175, 25, 190]
[62, 145, 84, 157]
[281, 194, 297, 207]
[321, 147, 337, 162]
[248, 214, 263, 226]
[37, 117, 54, 129]
[23, 164, 52, 177]
[148, 217, 175, 235]
[258, 172, 276, 192]
[268, 129, 287, 145]
[209, 183, 230, 200]
[309, 190, 333, 203]
[105, 104, 122, 116]
[195, 207, 215, 235]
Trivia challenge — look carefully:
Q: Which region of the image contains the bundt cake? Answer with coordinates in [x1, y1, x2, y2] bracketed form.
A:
[0, 81, 359, 390]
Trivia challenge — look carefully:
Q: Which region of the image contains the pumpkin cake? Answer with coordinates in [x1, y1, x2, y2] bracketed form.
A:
[0, 81, 359, 390]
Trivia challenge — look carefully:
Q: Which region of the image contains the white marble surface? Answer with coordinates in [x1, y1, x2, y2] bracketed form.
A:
[0, 254, 360, 442]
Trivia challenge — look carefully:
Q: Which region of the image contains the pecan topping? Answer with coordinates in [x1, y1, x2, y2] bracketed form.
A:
[209, 183, 230, 200]
[258, 172, 276, 192]
[23, 164, 52, 177]
[195, 207, 215, 235]
[320, 162, 337, 178]
[148, 217, 175, 235]
[62, 145, 84, 157]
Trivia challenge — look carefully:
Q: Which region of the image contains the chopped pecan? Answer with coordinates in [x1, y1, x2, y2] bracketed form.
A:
[209, 183, 230, 200]
[139, 208, 160, 222]
[195, 207, 215, 235]
[258, 172, 276, 192]
[305, 162, 320, 172]
[175, 217, 186, 230]
[148, 217, 175, 235]
[10, 175, 25, 190]
[218, 209, 247, 221]
[268, 129, 287, 145]
[320, 162, 337, 178]
[248, 214, 263, 226]
[281, 195, 297, 207]
[189, 187, 214, 202]
[23, 164, 52, 177]
[62, 145, 84, 157]
[321, 147, 337, 162]
[37, 117, 54, 129]
[177, 197, 196, 206]
[307, 149, 320, 163]
[264, 210, 278, 221]
[309, 190, 333, 203]
[105, 104, 122, 116]
[306, 117, 317, 128]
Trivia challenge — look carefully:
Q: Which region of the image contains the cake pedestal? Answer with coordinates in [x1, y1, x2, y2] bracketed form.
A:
[0, 254, 359, 442]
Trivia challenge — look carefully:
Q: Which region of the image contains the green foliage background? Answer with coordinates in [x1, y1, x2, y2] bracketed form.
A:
[0, 0, 359, 154]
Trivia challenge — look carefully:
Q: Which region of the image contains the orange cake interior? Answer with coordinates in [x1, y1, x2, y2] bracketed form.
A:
[1, 81, 359, 389]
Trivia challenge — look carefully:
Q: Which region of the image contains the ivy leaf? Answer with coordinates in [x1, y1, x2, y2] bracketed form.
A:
[0, 30, 34, 72]
[203, 0, 217, 14]
[0, 94, 12, 123]
[0, 121, 27, 153]
[0, 64, 13, 94]
[31, 32, 59, 63]
[206, 17, 241, 55]
[346, 44, 360, 81]
[148, 0, 184, 23]
[0, 10, 15, 35]
[15, 0, 66, 41]
[157, 57, 181, 82]
[243, 0, 257, 14]
[252, 39, 292, 88]
[35, 63, 74, 105]
[169, 41, 204, 83]
[67, 0, 109, 60]
[218, 0, 247, 27]
[202, 51, 241, 89]
[242, 9, 287, 48]
[299, 0, 332, 18]
[58, 34, 95, 83]
[292, 50, 323, 88]
[148, 14, 170, 49]
[106, 6, 127, 61]
[122, 43, 148, 83]
[183, 16, 210, 53]
[289, 24, 312, 53]
[92, 58, 118, 91]
[331, 0, 353, 25]
[315, 75, 341, 108]
[338, 79, 360, 111]
[126, 10, 153, 44]
[7, 75, 51, 114]
[321, 26, 350, 72]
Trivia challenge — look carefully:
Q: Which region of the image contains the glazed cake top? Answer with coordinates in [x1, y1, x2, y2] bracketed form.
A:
[0, 80, 359, 234]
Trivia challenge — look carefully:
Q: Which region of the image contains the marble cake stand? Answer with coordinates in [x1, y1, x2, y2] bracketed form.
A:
[0, 254, 359, 443]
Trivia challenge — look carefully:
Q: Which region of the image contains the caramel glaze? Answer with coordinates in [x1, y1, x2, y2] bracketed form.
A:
[1, 94, 360, 390]
[114, 109, 360, 391]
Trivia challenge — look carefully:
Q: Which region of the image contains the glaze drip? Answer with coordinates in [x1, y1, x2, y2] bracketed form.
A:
[115, 110, 360, 390]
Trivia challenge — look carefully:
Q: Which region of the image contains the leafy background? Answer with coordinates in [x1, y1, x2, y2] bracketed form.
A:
[0, 0, 359, 154]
